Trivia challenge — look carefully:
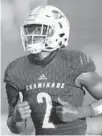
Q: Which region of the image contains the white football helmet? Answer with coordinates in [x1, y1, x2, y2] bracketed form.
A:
[21, 5, 70, 54]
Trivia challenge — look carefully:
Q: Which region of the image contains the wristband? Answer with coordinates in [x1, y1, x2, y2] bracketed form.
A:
[90, 100, 102, 116]
[77, 101, 102, 118]
[77, 106, 94, 118]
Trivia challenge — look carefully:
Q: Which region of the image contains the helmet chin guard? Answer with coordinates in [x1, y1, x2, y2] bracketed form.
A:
[25, 43, 44, 54]
[21, 5, 70, 54]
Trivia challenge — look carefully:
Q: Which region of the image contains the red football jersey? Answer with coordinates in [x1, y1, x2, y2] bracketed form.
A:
[4, 49, 95, 135]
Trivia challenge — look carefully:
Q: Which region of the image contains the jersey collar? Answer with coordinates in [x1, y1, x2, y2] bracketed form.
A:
[28, 50, 58, 66]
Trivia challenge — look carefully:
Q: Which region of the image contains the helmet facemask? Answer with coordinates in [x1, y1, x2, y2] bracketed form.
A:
[21, 5, 70, 54]
[21, 24, 51, 54]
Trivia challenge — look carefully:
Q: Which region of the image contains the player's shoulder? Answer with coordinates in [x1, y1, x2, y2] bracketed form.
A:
[58, 49, 95, 71]
[5, 55, 28, 75]
[58, 49, 85, 61]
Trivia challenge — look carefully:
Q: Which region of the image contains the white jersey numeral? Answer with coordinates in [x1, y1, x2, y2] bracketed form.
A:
[37, 92, 55, 128]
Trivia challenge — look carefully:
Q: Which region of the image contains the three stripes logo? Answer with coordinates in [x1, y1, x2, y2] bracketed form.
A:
[38, 74, 47, 80]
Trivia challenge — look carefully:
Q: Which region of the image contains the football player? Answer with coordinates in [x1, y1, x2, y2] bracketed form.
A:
[4, 5, 102, 135]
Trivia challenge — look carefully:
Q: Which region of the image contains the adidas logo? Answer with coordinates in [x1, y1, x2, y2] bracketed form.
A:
[38, 74, 47, 80]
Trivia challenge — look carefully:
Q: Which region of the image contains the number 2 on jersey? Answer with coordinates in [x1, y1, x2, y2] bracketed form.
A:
[37, 92, 55, 128]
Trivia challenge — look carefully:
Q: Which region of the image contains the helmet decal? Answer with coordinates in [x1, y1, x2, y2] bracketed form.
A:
[52, 10, 64, 19]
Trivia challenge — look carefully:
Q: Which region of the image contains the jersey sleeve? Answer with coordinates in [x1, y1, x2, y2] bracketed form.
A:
[74, 51, 96, 78]
[4, 61, 22, 90]
[6, 84, 19, 107]
[4, 62, 20, 107]
[4, 63, 18, 89]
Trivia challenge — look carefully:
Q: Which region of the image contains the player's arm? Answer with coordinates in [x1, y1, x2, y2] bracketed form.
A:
[6, 84, 31, 134]
[75, 52, 102, 117]
[56, 71, 102, 122]
[75, 70, 102, 99]
[75, 70, 102, 117]
[56, 52, 102, 122]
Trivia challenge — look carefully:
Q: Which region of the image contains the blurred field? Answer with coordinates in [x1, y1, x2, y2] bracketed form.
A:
[1, 114, 35, 135]
[1, 114, 14, 135]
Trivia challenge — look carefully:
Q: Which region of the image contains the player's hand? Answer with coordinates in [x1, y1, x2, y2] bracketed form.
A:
[13, 92, 31, 122]
[56, 98, 79, 122]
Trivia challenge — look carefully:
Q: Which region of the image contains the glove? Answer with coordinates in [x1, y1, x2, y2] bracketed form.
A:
[56, 98, 80, 122]
[56, 98, 102, 122]
[13, 92, 31, 122]
[89, 99, 102, 116]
